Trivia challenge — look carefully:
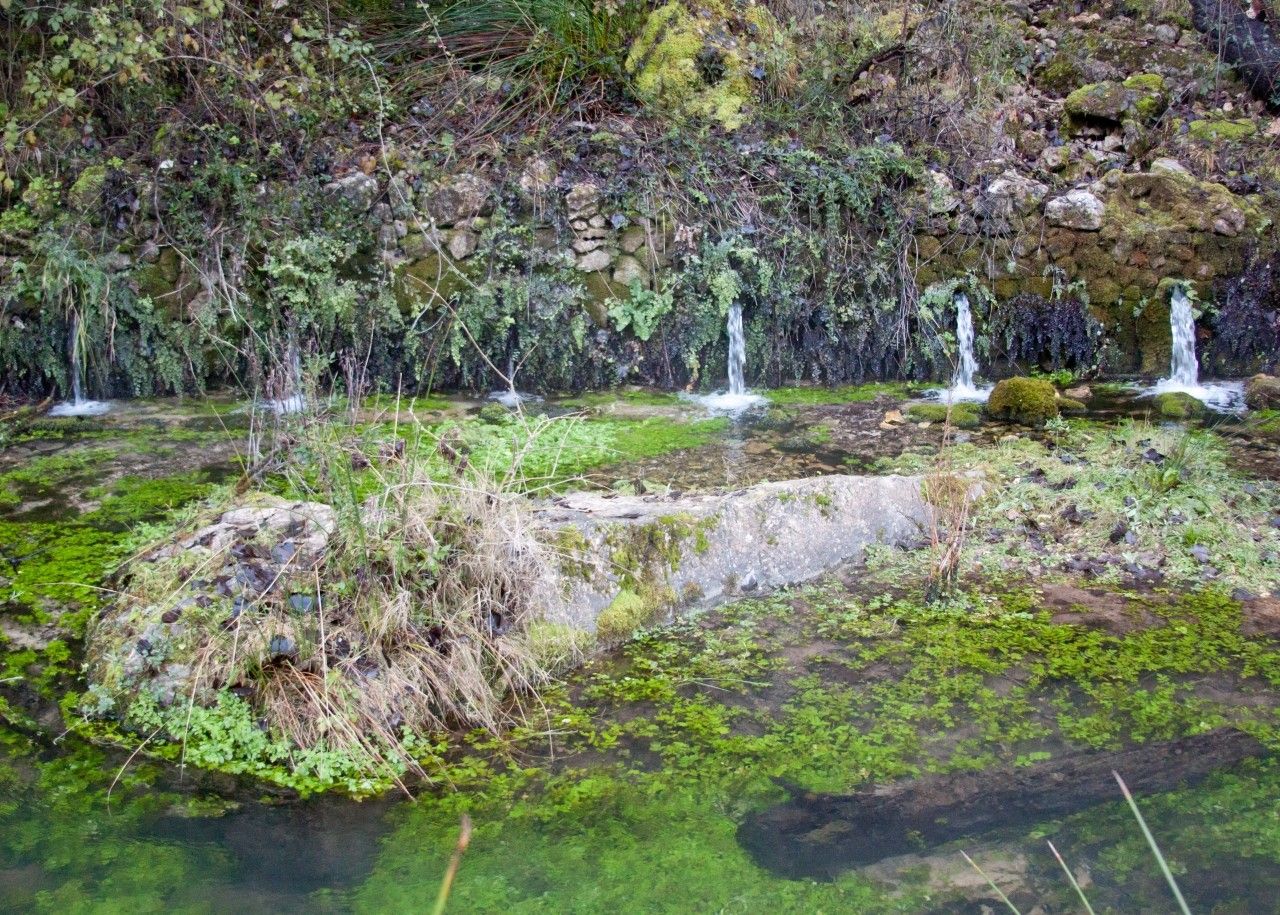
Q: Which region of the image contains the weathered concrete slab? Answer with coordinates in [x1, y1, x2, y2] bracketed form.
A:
[536, 474, 932, 636]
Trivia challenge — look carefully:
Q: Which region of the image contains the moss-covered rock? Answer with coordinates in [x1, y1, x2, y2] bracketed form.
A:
[1245, 374, 1280, 410]
[906, 401, 982, 429]
[1188, 118, 1258, 142]
[1152, 391, 1206, 419]
[986, 377, 1061, 426]
[625, 1, 784, 130]
[68, 165, 107, 213]
[1063, 74, 1165, 133]
[595, 588, 665, 644]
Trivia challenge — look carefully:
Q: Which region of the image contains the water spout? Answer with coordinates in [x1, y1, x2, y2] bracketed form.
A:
[727, 300, 747, 397]
[686, 300, 765, 414]
[1167, 285, 1200, 388]
[933, 292, 991, 404]
[1146, 285, 1244, 413]
[48, 317, 110, 417]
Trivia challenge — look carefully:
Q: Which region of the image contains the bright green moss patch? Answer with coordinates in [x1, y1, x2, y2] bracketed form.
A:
[906, 401, 982, 428]
[765, 382, 921, 405]
[1188, 117, 1258, 142]
[986, 376, 1060, 426]
[560, 389, 684, 409]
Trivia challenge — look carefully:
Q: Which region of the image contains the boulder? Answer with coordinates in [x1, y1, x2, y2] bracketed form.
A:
[986, 377, 1061, 426]
[1045, 189, 1105, 230]
[1246, 374, 1280, 410]
[977, 170, 1048, 219]
[1063, 74, 1166, 131]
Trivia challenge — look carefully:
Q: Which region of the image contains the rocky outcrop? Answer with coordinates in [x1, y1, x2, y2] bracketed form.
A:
[1247, 374, 1280, 410]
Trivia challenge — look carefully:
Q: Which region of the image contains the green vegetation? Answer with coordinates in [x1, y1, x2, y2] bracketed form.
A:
[1152, 390, 1206, 420]
[987, 376, 1062, 426]
[766, 382, 922, 406]
[907, 401, 982, 428]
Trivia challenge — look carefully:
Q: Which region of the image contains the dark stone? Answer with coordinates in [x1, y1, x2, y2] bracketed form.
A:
[268, 636, 297, 661]
[288, 593, 318, 614]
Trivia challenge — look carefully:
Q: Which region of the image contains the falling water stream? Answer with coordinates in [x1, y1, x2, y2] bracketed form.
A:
[688, 300, 765, 413]
[933, 292, 992, 404]
[47, 317, 111, 417]
[1146, 285, 1244, 413]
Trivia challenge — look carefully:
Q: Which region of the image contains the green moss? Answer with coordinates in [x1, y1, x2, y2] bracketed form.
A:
[624, 1, 780, 130]
[906, 401, 982, 428]
[67, 165, 106, 212]
[986, 376, 1061, 426]
[561, 389, 684, 409]
[1152, 391, 1206, 420]
[1188, 118, 1258, 142]
[765, 382, 920, 405]
[596, 588, 665, 643]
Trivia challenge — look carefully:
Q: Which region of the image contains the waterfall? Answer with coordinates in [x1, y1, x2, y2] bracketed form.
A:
[934, 292, 991, 403]
[953, 292, 979, 393]
[48, 317, 110, 417]
[727, 301, 747, 397]
[1146, 284, 1245, 413]
[685, 299, 764, 413]
[1167, 286, 1199, 388]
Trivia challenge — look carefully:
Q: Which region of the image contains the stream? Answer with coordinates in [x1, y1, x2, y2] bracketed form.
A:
[1, 387, 1279, 913]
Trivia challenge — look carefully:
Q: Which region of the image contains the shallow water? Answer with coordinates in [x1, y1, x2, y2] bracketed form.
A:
[2, 388, 1279, 912]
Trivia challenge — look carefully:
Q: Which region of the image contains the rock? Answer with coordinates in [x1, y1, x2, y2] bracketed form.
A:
[1064, 74, 1166, 131]
[619, 225, 648, 254]
[576, 249, 613, 272]
[1246, 374, 1280, 409]
[1154, 23, 1181, 43]
[447, 229, 478, 260]
[1045, 189, 1105, 230]
[386, 173, 415, 219]
[565, 182, 601, 218]
[612, 255, 646, 287]
[926, 170, 961, 214]
[986, 377, 1061, 426]
[519, 157, 556, 196]
[425, 173, 493, 226]
[979, 170, 1048, 219]
[1152, 391, 1206, 419]
[1064, 384, 1092, 400]
[1149, 157, 1190, 177]
[324, 172, 379, 212]
[1039, 145, 1071, 171]
[572, 237, 605, 254]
